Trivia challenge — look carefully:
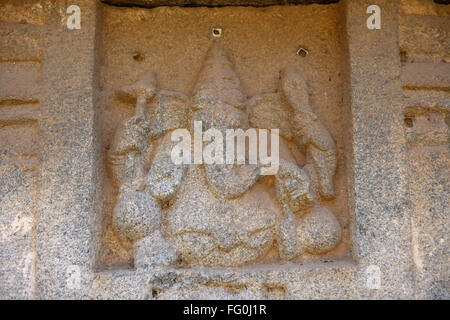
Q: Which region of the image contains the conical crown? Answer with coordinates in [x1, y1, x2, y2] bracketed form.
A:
[192, 43, 246, 110]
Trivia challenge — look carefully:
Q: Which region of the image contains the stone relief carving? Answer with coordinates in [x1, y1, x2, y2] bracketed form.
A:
[404, 107, 449, 148]
[107, 43, 341, 268]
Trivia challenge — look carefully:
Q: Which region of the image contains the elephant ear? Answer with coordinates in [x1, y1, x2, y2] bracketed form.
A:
[146, 157, 185, 204]
[152, 90, 190, 137]
[247, 92, 294, 141]
[117, 70, 159, 102]
[280, 67, 337, 200]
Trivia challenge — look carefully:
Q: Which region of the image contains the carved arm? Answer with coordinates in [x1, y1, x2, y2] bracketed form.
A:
[280, 67, 337, 199]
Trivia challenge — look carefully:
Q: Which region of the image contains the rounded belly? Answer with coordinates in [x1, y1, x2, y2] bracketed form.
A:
[165, 167, 279, 267]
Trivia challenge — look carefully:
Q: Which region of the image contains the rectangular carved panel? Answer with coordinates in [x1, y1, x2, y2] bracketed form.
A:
[98, 4, 351, 293]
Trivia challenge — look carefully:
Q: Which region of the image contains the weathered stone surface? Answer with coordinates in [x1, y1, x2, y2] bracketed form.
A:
[0, 0, 448, 300]
[0, 0, 44, 26]
[133, 231, 178, 268]
[0, 163, 38, 299]
[344, 0, 414, 299]
[399, 0, 449, 299]
[0, 25, 42, 62]
[105, 41, 343, 269]
[407, 122, 449, 299]
[0, 2, 43, 300]
[0, 68, 41, 102]
[297, 206, 341, 254]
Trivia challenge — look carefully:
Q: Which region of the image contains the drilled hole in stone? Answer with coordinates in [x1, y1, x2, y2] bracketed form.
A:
[296, 47, 309, 57]
[212, 28, 222, 37]
[404, 116, 414, 128]
[133, 52, 144, 61]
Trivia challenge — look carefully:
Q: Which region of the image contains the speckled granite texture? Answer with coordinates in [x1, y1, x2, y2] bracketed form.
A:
[0, 0, 448, 299]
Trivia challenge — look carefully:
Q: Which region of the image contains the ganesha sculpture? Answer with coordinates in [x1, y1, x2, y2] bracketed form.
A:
[107, 43, 341, 268]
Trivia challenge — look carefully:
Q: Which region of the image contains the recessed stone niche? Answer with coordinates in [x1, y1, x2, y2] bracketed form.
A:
[5, 0, 442, 300]
[97, 2, 352, 272]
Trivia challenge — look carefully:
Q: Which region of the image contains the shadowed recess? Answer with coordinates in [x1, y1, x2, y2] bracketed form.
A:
[102, 0, 339, 8]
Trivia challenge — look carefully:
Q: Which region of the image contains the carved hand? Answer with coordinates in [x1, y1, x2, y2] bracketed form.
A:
[275, 160, 313, 215]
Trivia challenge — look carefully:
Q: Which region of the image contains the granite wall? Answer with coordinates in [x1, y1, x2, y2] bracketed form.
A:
[0, 0, 448, 299]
